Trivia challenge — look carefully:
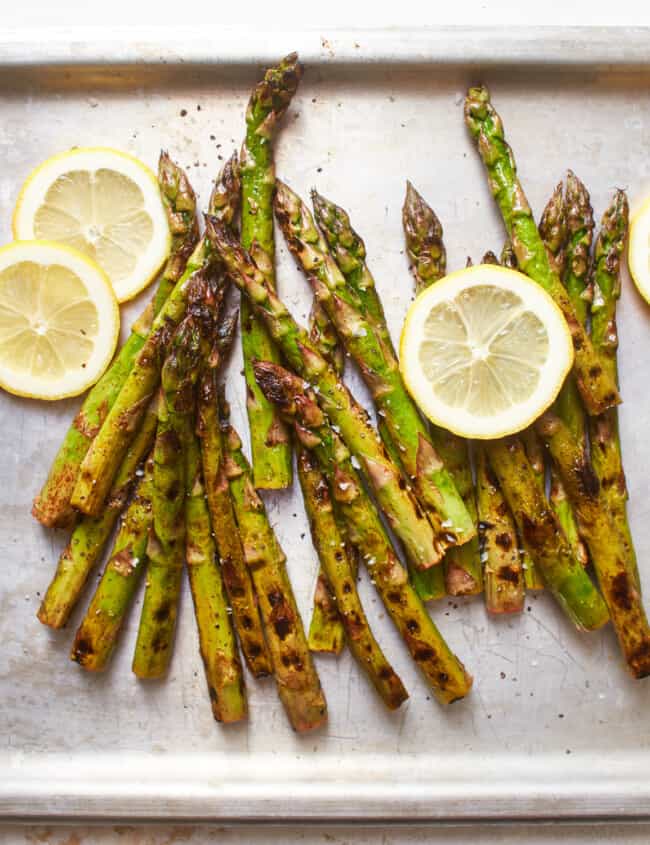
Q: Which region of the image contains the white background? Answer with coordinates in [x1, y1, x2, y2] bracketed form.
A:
[2, 0, 650, 32]
[2, 4, 650, 843]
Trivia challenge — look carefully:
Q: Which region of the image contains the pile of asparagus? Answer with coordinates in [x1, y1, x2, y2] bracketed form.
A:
[31, 57, 649, 734]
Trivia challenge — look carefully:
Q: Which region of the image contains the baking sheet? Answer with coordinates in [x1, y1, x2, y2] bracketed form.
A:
[2, 27, 650, 822]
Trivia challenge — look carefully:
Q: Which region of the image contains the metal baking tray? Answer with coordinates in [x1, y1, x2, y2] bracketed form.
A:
[2, 27, 650, 824]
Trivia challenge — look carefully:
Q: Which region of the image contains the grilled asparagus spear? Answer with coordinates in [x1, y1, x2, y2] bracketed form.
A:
[239, 53, 301, 489]
[537, 412, 650, 678]
[538, 180, 589, 569]
[303, 298, 347, 653]
[297, 448, 408, 709]
[71, 451, 154, 670]
[37, 395, 159, 629]
[464, 85, 619, 416]
[254, 360, 473, 704]
[223, 413, 327, 732]
[401, 181, 481, 596]
[475, 446, 525, 614]
[588, 190, 639, 588]
[132, 309, 210, 679]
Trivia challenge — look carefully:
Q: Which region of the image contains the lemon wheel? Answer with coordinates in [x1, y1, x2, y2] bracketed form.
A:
[0, 241, 120, 400]
[400, 264, 574, 439]
[628, 195, 650, 304]
[13, 147, 170, 303]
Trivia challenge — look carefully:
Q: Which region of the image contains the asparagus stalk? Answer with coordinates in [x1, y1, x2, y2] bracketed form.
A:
[401, 182, 481, 596]
[71, 155, 240, 517]
[198, 373, 272, 679]
[206, 217, 443, 572]
[475, 446, 525, 615]
[588, 190, 639, 587]
[402, 181, 447, 292]
[303, 299, 347, 653]
[464, 85, 620, 416]
[555, 171, 593, 450]
[486, 437, 608, 631]
[298, 448, 408, 708]
[538, 178, 589, 570]
[496, 242, 547, 589]
[536, 412, 650, 677]
[239, 53, 300, 489]
[313, 181, 443, 601]
[374, 415, 446, 602]
[254, 360, 473, 703]
[32, 154, 198, 528]
[132, 314, 206, 679]
[277, 183, 475, 554]
[223, 416, 327, 732]
[184, 399, 247, 723]
[71, 452, 154, 670]
[37, 394, 160, 629]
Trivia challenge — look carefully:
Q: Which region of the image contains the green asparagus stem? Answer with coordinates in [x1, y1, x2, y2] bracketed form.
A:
[32, 154, 198, 529]
[588, 190, 639, 587]
[278, 183, 474, 555]
[464, 85, 620, 416]
[536, 412, 650, 677]
[402, 181, 447, 292]
[553, 172, 594, 445]
[239, 53, 300, 489]
[223, 417, 327, 732]
[37, 394, 160, 629]
[71, 452, 154, 670]
[496, 243, 546, 589]
[207, 217, 443, 572]
[198, 357, 272, 682]
[132, 314, 206, 679]
[401, 183, 481, 596]
[316, 181, 443, 600]
[475, 446, 525, 614]
[486, 437, 608, 631]
[184, 405, 247, 723]
[538, 181, 589, 570]
[375, 416, 446, 603]
[298, 448, 408, 708]
[303, 299, 347, 652]
[71, 155, 239, 517]
[254, 361, 473, 703]
[198, 380, 272, 679]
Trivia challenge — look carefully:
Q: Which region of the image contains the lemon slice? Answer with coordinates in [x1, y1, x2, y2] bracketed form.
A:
[400, 264, 574, 439]
[628, 195, 650, 304]
[12, 147, 170, 303]
[0, 241, 119, 400]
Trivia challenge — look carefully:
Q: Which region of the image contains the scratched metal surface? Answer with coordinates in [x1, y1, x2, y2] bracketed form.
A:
[1, 28, 650, 822]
